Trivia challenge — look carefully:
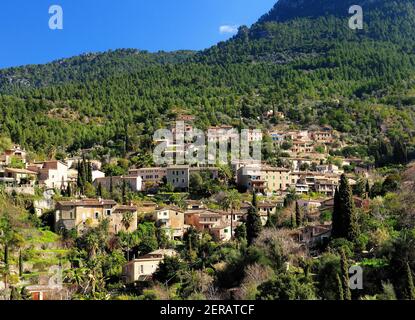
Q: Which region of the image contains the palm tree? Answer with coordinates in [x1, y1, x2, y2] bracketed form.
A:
[221, 189, 242, 239]
[85, 232, 100, 259]
[64, 267, 88, 293]
[121, 212, 134, 232]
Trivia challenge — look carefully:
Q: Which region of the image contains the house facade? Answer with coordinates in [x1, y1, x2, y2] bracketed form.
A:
[122, 249, 177, 283]
[128, 167, 167, 189]
[152, 206, 187, 240]
[55, 199, 138, 234]
[29, 161, 69, 190]
[93, 175, 143, 192]
[237, 165, 291, 194]
[166, 165, 190, 191]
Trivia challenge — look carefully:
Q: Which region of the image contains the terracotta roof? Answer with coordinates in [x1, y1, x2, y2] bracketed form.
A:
[211, 222, 231, 230]
[114, 205, 137, 212]
[261, 166, 291, 172]
[156, 205, 184, 212]
[57, 199, 117, 207]
[5, 168, 37, 175]
[167, 165, 190, 169]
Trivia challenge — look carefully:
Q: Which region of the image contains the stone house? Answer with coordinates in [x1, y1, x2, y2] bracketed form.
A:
[55, 199, 138, 234]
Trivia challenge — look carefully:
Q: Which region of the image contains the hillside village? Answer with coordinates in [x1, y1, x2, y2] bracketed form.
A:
[2, 0, 415, 302]
[0, 109, 392, 300]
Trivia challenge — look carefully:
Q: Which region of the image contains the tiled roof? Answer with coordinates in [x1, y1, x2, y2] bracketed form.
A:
[5, 168, 37, 175]
[114, 205, 137, 212]
[57, 199, 117, 207]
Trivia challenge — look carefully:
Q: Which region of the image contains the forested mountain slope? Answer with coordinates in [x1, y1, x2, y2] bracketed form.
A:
[0, 49, 194, 93]
[0, 0, 415, 159]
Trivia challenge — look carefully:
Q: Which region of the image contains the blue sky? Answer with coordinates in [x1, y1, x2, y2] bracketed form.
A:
[0, 0, 276, 68]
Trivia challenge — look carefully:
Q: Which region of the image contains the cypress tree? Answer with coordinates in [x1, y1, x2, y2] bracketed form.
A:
[365, 180, 370, 197]
[10, 286, 21, 300]
[66, 183, 72, 197]
[331, 188, 342, 238]
[264, 211, 274, 228]
[246, 192, 262, 246]
[252, 190, 258, 208]
[97, 182, 103, 197]
[295, 201, 303, 227]
[340, 249, 352, 300]
[283, 197, 288, 208]
[393, 140, 408, 164]
[332, 175, 359, 242]
[122, 180, 127, 205]
[405, 262, 415, 300]
[81, 155, 88, 186]
[19, 250, 23, 277]
[234, 223, 247, 242]
[291, 211, 297, 229]
[76, 161, 83, 189]
[87, 161, 93, 183]
[336, 273, 344, 300]
[4, 243, 8, 265]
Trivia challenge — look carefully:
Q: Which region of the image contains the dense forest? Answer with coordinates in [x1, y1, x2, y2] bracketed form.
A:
[0, 0, 415, 160]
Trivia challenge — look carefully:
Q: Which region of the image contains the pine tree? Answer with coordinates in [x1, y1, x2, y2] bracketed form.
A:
[246, 192, 262, 246]
[405, 262, 415, 300]
[340, 249, 352, 300]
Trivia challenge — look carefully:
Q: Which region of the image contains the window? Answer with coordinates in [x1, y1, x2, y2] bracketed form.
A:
[95, 212, 99, 219]
[140, 265, 144, 274]
[106, 209, 111, 216]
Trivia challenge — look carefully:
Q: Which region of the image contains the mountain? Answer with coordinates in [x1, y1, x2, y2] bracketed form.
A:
[200, 0, 415, 63]
[258, 0, 373, 23]
[0, 49, 194, 93]
[0, 0, 415, 158]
